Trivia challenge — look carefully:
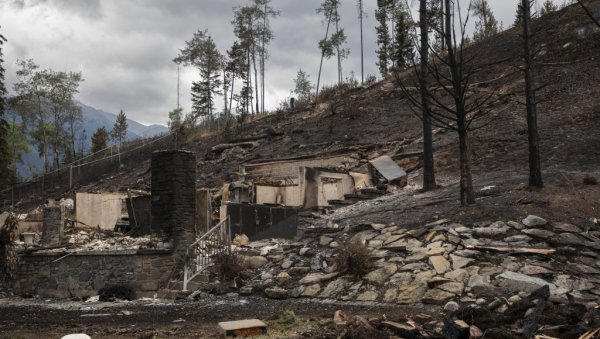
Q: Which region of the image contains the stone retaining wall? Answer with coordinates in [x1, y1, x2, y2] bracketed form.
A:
[11, 150, 198, 298]
[12, 250, 175, 298]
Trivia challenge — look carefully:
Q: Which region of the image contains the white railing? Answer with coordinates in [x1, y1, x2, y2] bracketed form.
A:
[182, 217, 231, 291]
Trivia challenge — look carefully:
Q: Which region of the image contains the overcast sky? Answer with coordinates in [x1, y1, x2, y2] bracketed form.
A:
[0, 0, 563, 126]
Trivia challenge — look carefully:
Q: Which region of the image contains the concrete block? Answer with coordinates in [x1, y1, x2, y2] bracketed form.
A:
[218, 319, 267, 337]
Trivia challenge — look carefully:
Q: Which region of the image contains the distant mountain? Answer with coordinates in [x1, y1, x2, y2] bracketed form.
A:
[78, 102, 169, 140]
[15, 103, 169, 178]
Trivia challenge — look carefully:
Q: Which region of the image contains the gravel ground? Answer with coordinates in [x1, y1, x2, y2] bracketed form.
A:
[0, 295, 434, 338]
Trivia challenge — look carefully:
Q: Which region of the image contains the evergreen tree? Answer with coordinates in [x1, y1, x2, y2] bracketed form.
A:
[253, 0, 279, 114]
[232, 7, 258, 116]
[225, 41, 248, 118]
[175, 30, 223, 122]
[427, 0, 444, 52]
[111, 109, 128, 148]
[91, 127, 108, 154]
[472, 0, 499, 41]
[375, 0, 392, 77]
[391, 2, 415, 69]
[540, 0, 558, 15]
[0, 27, 14, 188]
[514, 2, 525, 26]
[293, 69, 313, 101]
[168, 107, 183, 131]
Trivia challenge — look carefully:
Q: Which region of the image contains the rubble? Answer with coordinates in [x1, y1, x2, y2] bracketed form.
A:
[13, 226, 165, 253]
[194, 213, 600, 337]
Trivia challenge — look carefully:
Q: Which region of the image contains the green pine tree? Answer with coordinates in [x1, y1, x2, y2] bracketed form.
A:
[540, 0, 558, 16]
[375, 0, 392, 77]
[472, 0, 499, 41]
[167, 107, 183, 131]
[293, 69, 313, 101]
[175, 30, 223, 122]
[111, 109, 128, 148]
[391, 2, 415, 69]
[514, 2, 525, 26]
[91, 127, 108, 154]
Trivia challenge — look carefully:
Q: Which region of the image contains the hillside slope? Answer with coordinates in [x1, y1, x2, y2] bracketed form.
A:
[8, 1, 600, 223]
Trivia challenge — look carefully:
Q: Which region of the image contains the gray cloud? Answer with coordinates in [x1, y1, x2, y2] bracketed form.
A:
[8, 0, 103, 18]
[1, 0, 556, 125]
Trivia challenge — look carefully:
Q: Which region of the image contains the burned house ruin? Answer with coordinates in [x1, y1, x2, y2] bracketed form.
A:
[6, 149, 409, 298]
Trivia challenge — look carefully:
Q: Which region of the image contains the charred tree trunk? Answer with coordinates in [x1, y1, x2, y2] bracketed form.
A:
[521, 0, 543, 188]
[253, 47, 259, 115]
[577, 0, 600, 28]
[444, 0, 475, 205]
[458, 128, 475, 205]
[335, 7, 342, 86]
[359, 0, 364, 85]
[229, 75, 235, 119]
[420, 0, 437, 191]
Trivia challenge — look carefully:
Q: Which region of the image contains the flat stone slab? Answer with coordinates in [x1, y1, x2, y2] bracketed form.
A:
[553, 223, 582, 233]
[522, 228, 556, 239]
[300, 272, 339, 284]
[426, 247, 445, 256]
[496, 271, 557, 294]
[218, 319, 267, 337]
[429, 255, 451, 274]
[522, 215, 548, 227]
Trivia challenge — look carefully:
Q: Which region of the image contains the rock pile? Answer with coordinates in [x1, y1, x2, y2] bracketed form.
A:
[220, 215, 600, 313]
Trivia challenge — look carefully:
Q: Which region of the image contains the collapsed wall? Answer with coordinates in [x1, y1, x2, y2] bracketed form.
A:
[10, 150, 197, 298]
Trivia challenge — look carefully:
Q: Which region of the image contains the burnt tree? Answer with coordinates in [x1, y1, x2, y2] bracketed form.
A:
[419, 0, 437, 191]
[576, 0, 600, 28]
[520, 0, 543, 188]
[397, 0, 503, 205]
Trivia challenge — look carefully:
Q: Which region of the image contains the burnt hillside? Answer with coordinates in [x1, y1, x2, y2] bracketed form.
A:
[9, 1, 600, 217]
[187, 0, 600, 188]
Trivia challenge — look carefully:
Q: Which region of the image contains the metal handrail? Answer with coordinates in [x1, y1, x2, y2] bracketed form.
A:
[182, 217, 231, 291]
